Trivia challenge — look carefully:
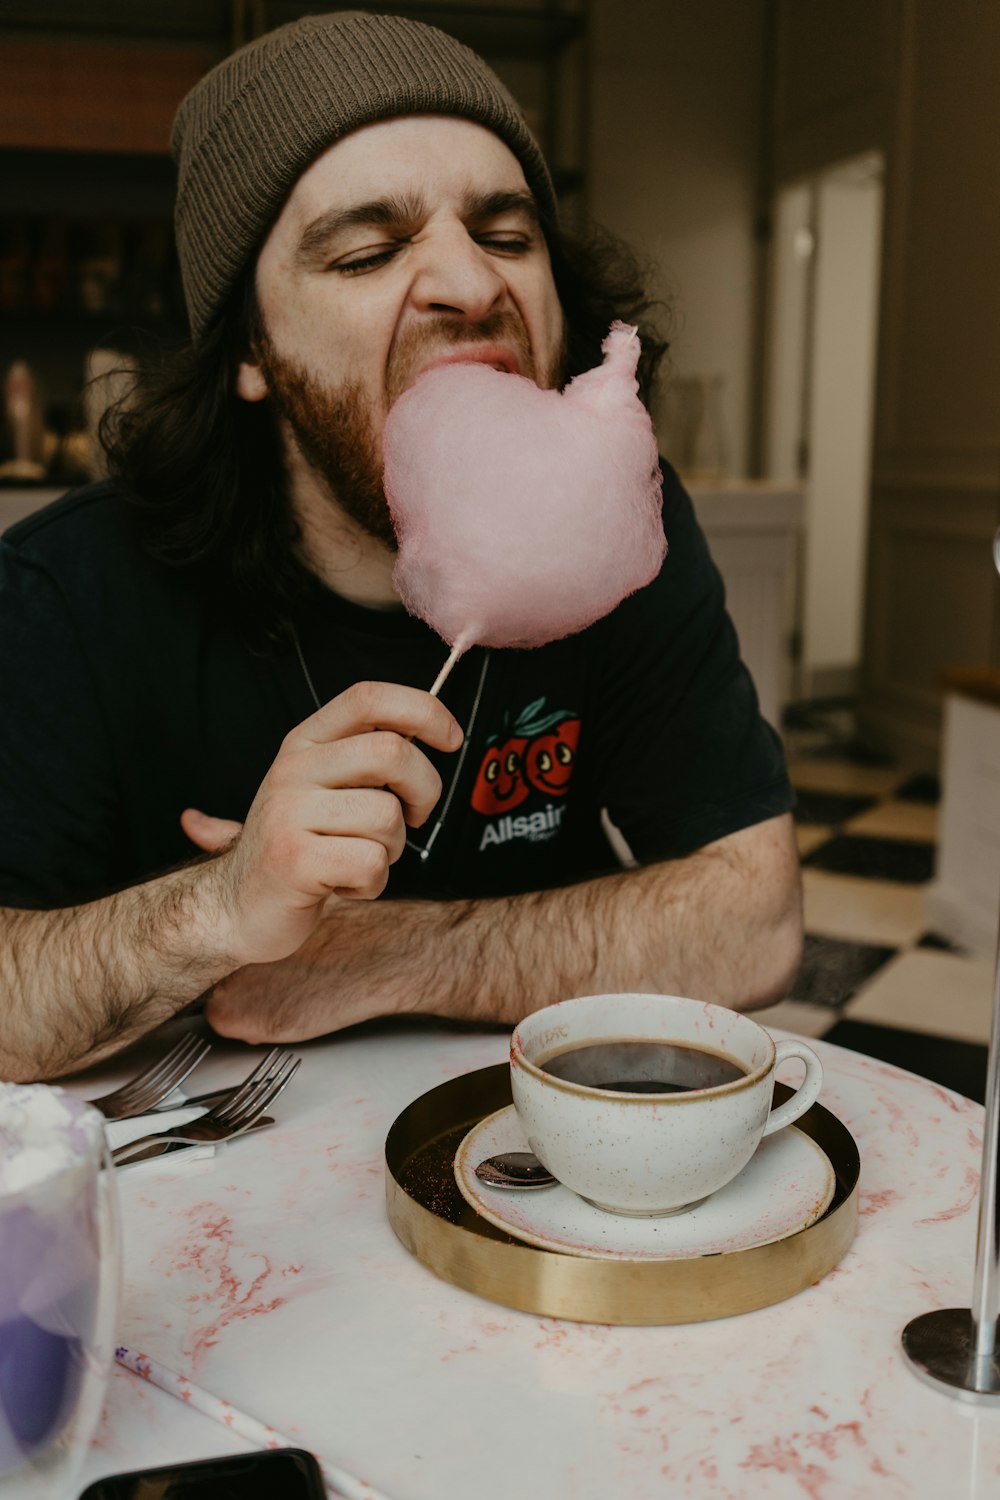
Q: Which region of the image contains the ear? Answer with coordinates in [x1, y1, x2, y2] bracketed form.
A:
[236, 356, 269, 403]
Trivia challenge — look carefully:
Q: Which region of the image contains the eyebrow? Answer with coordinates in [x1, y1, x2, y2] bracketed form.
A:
[464, 188, 540, 226]
[294, 187, 540, 267]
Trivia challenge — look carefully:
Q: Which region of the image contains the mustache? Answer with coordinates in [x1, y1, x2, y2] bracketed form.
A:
[385, 312, 535, 403]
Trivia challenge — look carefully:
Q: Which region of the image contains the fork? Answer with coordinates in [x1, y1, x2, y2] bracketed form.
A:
[112, 1115, 276, 1169]
[90, 1034, 212, 1121]
[110, 1048, 300, 1165]
[144, 1083, 238, 1115]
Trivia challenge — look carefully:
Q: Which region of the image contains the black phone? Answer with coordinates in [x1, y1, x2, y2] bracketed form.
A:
[77, 1448, 326, 1499]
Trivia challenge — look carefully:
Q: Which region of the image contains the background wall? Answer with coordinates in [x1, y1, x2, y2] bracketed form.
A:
[587, 0, 767, 478]
[859, 0, 1000, 765]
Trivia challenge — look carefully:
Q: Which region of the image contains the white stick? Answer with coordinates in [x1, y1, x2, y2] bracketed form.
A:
[429, 640, 464, 697]
[115, 1345, 394, 1500]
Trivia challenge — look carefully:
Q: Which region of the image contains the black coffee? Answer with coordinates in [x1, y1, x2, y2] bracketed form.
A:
[537, 1038, 747, 1094]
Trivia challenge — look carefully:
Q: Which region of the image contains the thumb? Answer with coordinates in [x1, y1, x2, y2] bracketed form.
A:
[181, 806, 244, 853]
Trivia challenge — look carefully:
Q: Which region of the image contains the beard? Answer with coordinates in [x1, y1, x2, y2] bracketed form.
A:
[256, 311, 566, 552]
[257, 334, 395, 548]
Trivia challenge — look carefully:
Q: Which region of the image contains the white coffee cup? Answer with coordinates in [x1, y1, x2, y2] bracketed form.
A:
[510, 993, 824, 1216]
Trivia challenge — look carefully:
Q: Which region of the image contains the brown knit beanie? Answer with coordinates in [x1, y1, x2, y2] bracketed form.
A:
[171, 10, 557, 339]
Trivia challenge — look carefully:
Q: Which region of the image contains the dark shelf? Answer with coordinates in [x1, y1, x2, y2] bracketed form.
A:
[0, 310, 184, 343]
[0, 1, 232, 45]
[0, 1, 585, 61]
[5, 151, 176, 218]
[268, 3, 585, 59]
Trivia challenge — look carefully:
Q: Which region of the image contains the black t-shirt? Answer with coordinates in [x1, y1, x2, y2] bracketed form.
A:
[0, 465, 793, 909]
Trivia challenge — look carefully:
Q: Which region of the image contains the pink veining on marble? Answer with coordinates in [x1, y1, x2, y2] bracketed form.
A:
[171, 1206, 296, 1366]
[915, 1163, 980, 1224]
[859, 1186, 901, 1217]
[133, 1195, 337, 1372]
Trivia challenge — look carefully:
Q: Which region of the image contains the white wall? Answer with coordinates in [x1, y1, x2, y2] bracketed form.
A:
[588, 0, 767, 477]
[765, 157, 883, 697]
[804, 155, 883, 689]
[765, 181, 813, 483]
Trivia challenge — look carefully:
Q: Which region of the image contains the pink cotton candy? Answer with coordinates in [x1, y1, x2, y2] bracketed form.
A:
[383, 322, 666, 660]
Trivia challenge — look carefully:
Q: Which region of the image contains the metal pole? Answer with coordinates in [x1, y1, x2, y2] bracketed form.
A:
[970, 922, 1000, 1378]
[900, 528, 1000, 1401]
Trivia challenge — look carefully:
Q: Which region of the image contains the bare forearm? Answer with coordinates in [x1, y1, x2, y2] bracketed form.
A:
[0, 867, 234, 1081]
[401, 817, 803, 1024]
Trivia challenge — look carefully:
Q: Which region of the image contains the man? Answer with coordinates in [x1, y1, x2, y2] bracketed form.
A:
[0, 12, 801, 1082]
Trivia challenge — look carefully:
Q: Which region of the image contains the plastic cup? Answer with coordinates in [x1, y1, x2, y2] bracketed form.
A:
[0, 1085, 120, 1497]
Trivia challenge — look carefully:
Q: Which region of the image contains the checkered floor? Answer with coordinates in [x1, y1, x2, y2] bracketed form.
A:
[755, 706, 995, 1103]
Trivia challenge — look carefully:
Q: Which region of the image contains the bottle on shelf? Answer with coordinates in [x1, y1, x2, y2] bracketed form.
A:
[74, 220, 124, 318]
[29, 218, 71, 314]
[0, 360, 47, 483]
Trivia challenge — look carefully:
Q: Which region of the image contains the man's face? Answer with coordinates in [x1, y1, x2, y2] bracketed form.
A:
[238, 115, 567, 548]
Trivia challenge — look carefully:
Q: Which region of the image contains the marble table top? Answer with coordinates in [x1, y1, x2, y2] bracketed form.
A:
[59, 1020, 999, 1499]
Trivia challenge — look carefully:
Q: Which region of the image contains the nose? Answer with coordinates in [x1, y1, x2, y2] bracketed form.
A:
[409, 223, 506, 321]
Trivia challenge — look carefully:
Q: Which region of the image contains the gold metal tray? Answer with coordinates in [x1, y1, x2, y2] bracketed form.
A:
[385, 1064, 859, 1325]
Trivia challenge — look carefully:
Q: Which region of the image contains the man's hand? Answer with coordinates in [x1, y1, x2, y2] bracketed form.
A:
[203, 899, 409, 1042]
[192, 680, 461, 969]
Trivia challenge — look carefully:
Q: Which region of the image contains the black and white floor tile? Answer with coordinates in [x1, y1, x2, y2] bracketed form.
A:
[755, 709, 994, 1103]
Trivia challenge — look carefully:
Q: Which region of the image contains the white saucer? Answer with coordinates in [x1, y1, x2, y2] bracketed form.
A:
[454, 1106, 836, 1261]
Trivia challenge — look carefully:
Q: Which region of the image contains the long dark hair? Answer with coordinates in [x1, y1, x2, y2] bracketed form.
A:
[547, 221, 669, 411]
[101, 218, 670, 646]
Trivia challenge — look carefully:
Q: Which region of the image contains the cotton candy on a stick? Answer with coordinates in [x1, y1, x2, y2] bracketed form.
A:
[383, 322, 666, 693]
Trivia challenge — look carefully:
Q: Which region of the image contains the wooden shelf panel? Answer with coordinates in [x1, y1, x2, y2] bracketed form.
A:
[0, 39, 216, 154]
[0, 2, 231, 43]
[1, 2, 585, 59]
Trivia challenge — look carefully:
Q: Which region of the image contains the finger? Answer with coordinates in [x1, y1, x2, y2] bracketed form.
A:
[181, 807, 244, 852]
[278, 733, 445, 828]
[299, 788, 407, 863]
[290, 680, 463, 755]
[278, 831, 392, 903]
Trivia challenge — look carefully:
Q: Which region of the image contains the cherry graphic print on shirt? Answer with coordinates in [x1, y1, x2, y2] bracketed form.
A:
[524, 716, 580, 794]
[471, 699, 581, 817]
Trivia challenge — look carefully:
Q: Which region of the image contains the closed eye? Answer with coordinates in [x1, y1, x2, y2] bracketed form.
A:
[332, 244, 408, 275]
[475, 234, 532, 256]
[333, 232, 530, 274]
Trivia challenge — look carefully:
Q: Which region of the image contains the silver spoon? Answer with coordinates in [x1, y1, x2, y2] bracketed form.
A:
[474, 1151, 557, 1189]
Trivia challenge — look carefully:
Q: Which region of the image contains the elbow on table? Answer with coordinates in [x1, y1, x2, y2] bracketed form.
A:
[738, 871, 804, 1013]
[0, 1041, 76, 1085]
[1, 1039, 103, 1086]
[0, 1013, 155, 1086]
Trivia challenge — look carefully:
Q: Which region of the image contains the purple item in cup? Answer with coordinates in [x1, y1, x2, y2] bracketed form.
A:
[0, 1086, 112, 1481]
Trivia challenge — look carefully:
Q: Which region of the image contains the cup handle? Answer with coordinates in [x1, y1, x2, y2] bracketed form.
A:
[761, 1039, 824, 1137]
